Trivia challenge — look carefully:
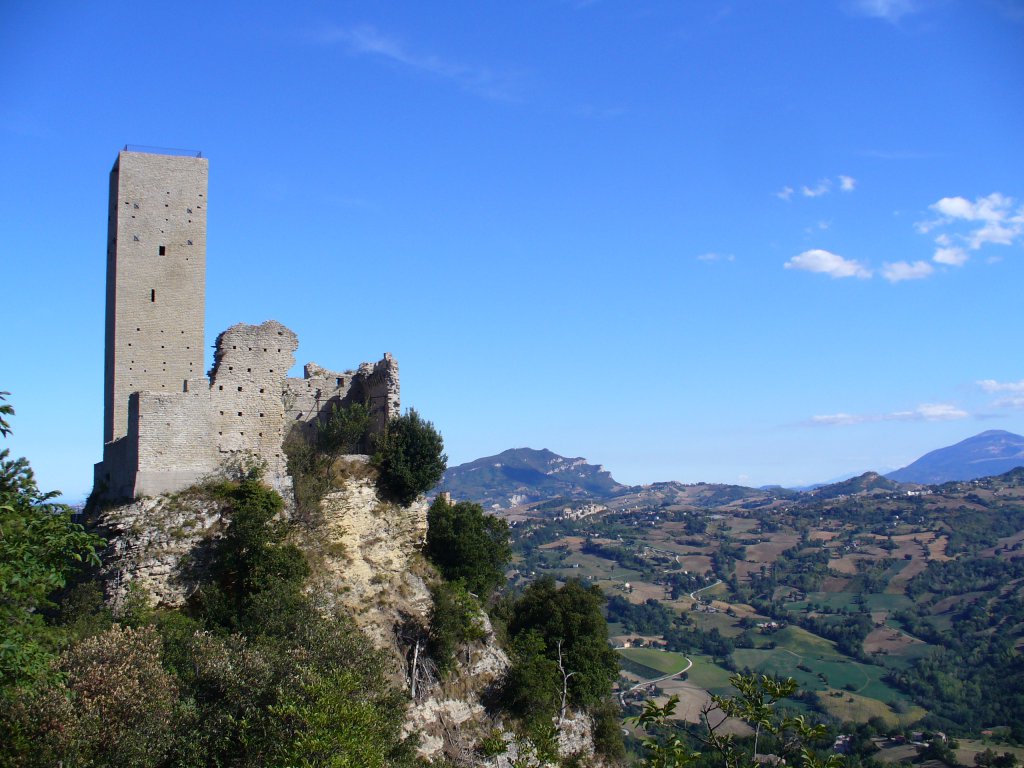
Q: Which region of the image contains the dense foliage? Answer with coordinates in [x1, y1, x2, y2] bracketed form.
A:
[373, 409, 447, 506]
[0, 392, 104, 698]
[606, 594, 677, 636]
[501, 576, 623, 758]
[425, 496, 510, 596]
[1, 472, 423, 767]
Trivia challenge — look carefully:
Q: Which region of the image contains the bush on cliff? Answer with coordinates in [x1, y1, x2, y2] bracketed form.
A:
[425, 496, 510, 597]
[373, 409, 447, 506]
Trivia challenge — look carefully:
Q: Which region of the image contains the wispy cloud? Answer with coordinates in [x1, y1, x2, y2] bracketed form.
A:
[978, 379, 1024, 409]
[802, 180, 832, 198]
[696, 252, 735, 263]
[810, 402, 969, 426]
[784, 249, 872, 279]
[778, 175, 856, 201]
[846, 0, 921, 22]
[881, 260, 933, 282]
[916, 192, 1024, 269]
[978, 379, 1024, 394]
[318, 24, 520, 101]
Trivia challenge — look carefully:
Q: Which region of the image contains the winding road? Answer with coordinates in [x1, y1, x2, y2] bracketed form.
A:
[689, 579, 723, 601]
[616, 651, 694, 706]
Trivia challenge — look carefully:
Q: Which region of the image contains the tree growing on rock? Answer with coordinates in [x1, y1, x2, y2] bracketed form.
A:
[373, 409, 447, 506]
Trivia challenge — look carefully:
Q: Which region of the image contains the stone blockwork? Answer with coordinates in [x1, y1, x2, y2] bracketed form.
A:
[104, 151, 207, 444]
[95, 319, 399, 500]
[95, 149, 401, 502]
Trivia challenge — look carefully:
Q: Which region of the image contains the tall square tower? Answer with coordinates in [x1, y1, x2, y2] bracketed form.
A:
[103, 149, 208, 444]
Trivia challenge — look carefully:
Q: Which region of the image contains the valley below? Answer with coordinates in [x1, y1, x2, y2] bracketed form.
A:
[439, 443, 1024, 752]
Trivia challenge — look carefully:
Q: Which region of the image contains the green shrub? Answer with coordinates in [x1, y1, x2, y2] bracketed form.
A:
[317, 401, 370, 455]
[372, 409, 447, 506]
[428, 581, 486, 675]
[425, 496, 510, 597]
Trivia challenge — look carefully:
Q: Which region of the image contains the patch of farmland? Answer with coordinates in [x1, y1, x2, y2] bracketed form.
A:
[618, 647, 690, 676]
[809, 530, 840, 542]
[820, 575, 851, 592]
[745, 534, 800, 562]
[815, 690, 925, 728]
[863, 626, 924, 654]
[682, 655, 735, 694]
[830, 554, 874, 575]
[677, 554, 714, 575]
[651, 681, 753, 735]
[723, 516, 760, 534]
[624, 581, 671, 604]
[734, 560, 762, 581]
[927, 534, 951, 561]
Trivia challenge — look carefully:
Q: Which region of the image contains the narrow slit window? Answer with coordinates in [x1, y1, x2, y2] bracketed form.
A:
[158, 245, 166, 256]
[150, 289, 155, 302]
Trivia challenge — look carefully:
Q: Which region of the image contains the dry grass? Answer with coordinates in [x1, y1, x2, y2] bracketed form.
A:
[863, 626, 926, 655]
[745, 534, 800, 563]
[815, 689, 925, 727]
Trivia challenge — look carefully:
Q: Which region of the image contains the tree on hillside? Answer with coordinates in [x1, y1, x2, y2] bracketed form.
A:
[425, 496, 510, 596]
[505, 577, 619, 715]
[0, 391, 104, 696]
[373, 409, 447, 506]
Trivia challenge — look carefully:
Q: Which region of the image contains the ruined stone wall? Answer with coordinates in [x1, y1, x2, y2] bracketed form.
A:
[98, 318, 399, 500]
[284, 363, 355, 440]
[132, 390, 216, 497]
[361, 353, 400, 434]
[210, 321, 297, 479]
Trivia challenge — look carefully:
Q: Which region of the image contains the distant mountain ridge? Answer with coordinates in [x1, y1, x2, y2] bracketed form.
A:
[434, 448, 627, 510]
[437, 431, 1024, 513]
[885, 429, 1024, 485]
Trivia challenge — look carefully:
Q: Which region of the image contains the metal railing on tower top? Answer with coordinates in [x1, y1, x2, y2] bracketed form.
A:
[123, 144, 203, 158]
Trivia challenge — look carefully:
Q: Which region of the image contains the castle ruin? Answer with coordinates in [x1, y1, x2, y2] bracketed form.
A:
[94, 148, 398, 499]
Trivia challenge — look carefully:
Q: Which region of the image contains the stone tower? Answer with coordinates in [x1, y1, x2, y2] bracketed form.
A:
[103, 149, 208, 444]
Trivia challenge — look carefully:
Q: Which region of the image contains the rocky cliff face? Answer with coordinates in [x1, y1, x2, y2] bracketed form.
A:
[89, 458, 606, 766]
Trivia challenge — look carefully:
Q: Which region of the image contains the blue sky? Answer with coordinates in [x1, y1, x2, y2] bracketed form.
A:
[2, 0, 1023, 501]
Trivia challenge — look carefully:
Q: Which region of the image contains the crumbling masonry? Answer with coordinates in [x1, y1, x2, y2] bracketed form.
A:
[94, 149, 398, 499]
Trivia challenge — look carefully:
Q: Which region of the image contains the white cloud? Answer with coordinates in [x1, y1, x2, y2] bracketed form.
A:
[812, 413, 868, 426]
[898, 403, 969, 421]
[785, 249, 872, 279]
[696, 252, 735, 263]
[881, 260, 933, 282]
[932, 193, 1013, 222]
[839, 175, 857, 192]
[318, 25, 518, 101]
[810, 402, 969, 426]
[916, 192, 1024, 265]
[802, 180, 832, 198]
[995, 397, 1024, 409]
[932, 246, 968, 266]
[848, 0, 920, 21]
[776, 186, 794, 201]
[978, 379, 1024, 393]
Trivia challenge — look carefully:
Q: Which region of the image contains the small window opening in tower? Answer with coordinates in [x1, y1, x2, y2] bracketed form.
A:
[150, 289, 155, 302]
[336, 377, 343, 387]
[158, 245, 166, 256]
